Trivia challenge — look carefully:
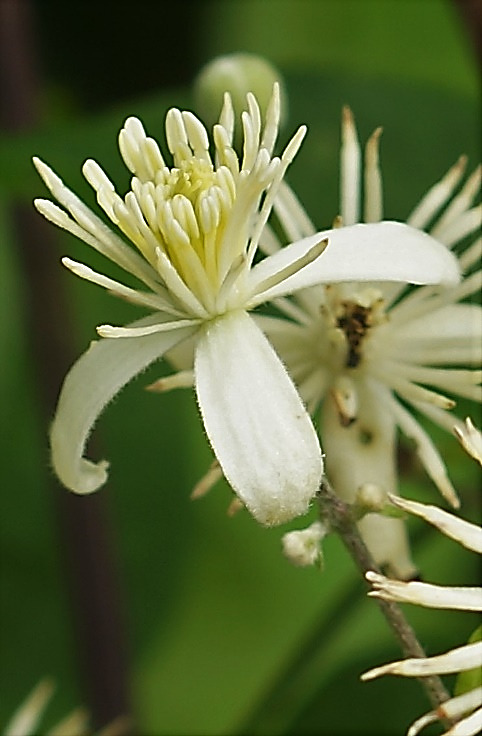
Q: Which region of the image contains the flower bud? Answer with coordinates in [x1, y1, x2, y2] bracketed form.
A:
[282, 521, 327, 567]
[193, 53, 288, 134]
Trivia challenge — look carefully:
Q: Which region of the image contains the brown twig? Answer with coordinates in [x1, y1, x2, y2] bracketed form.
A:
[317, 478, 455, 728]
[0, 0, 131, 730]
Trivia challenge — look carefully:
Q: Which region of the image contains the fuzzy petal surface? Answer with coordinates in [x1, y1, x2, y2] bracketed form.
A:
[50, 315, 197, 493]
[194, 310, 322, 525]
[248, 221, 460, 304]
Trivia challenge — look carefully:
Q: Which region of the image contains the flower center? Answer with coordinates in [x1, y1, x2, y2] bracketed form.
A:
[162, 159, 217, 200]
[132, 157, 239, 311]
[323, 286, 386, 370]
[336, 301, 375, 368]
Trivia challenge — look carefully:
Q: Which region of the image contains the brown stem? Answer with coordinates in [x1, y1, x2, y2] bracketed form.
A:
[452, 0, 482, 64]
[0, 0, 131, 730]
[317, 478, 455, 728]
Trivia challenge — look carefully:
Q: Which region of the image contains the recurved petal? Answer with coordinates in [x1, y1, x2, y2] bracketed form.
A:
[248, 221, 460, 304]
[50, 315, 197, 494]
[194, 310, 322, 525]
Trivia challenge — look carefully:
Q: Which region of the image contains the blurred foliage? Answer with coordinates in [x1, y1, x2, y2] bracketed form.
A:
[0, 1, 480, 735]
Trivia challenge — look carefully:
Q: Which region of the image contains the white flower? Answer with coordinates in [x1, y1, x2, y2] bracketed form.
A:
[362, 494, 482, 736]
[34, 89, 459, 526]
[259, 106, 480, 567]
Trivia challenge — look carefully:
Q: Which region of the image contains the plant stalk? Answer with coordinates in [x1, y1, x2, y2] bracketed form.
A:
[317, 477, 456, 728]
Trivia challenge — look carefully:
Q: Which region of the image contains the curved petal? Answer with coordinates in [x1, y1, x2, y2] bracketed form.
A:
[442, 706, 482, 736]
[361, 641, 482, 679]
[367, 572, 482, 611]
[248, 222, 460, 304]
[50, 315, 197, 493]
[389, 496, 482, 554]
[407, 688, 482, 736]
[194, 310, 322, 525]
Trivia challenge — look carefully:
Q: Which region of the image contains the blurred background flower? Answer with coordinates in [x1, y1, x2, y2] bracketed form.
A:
[0, 1, 479, 734]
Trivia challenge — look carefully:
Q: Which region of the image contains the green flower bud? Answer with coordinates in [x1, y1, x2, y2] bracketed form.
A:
[193, 53, 288, 135]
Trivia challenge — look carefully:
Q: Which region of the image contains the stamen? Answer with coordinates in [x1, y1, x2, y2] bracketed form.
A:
[146, 370, 195, 393]
[340, 106, 361, 226]
[407, 155, 467, 230]
[386, 394, 459, 507]
[251, 238, 328, 302]
[242, 94, 261, 170]
[171, 194, 200, 240]
[155, 247, 210, 319]
[181, 110, 211, 162]
[397, 364, 482, 402]
[454, 417, 482, 465]
[118, 117, 165, 181]
[431, 164, 481, 239]
[433, 204, 482, 248]
[364, 127, 383, 223]
[390, 270, 482, 326]
[97, 317, 199, 338]
[218, 92, 234, 146]
[377, 371, 456, 410]
[165, 108, 191, 164]
[61, 257, 180, 314]
[247, 126, 307, 263]
[273, 180, 317, 242]
[191, 460, 223, 499]
[330, 376, 358, 426]
[260, 82, 280, 155]
[459, 237, 482, 271]
[34, 196, 161, 291]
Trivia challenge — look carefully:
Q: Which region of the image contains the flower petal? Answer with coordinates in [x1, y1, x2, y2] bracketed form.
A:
[194, 310, 322, 525]
[389, 496, 482, 554]
[361, 641, 482, 679]
[406, 688, 482, 736]
[248, 221, 460, 304]
[50, 315, 197, 493]
[454, 417, 482, 466]
[442, 706, 482, 736]
[366, 571, 482, 611]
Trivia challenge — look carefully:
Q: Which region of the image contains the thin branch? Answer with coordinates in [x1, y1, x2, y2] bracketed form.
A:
[317, 478, 455, 728]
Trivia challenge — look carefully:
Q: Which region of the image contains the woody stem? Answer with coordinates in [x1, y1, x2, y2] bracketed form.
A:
[317, 477, 455, 728]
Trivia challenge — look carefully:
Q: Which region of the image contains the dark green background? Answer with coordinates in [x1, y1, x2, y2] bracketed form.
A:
[0, 1, 480, 734]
